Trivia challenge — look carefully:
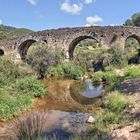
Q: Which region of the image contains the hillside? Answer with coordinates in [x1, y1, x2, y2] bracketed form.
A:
[0, 24, 33, 39]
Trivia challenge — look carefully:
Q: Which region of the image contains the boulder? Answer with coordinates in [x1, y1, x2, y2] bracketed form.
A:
[119, 78, 140, 94]
[87, 116, 95, 123]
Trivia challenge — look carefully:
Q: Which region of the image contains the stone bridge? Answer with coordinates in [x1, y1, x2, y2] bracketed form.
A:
[0, 26, 140, 62]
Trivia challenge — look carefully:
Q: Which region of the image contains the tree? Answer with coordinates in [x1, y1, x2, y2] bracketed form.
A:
[124, 12, 140, 27]
[28, 44, 63, 79]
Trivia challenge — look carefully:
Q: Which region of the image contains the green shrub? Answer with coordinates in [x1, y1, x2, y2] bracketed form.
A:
[0, 91, 32, 120]
[61, 62, 84, 80]
[124, 66, 140, 79]
[0, 75, 9, 87]
[92, 71, 104, 82]
[13, 76, 46, 97]
[47, 62, 84, 80]
[47, 65, 64, 76]
[103, 70, 118, 84]
[105, 91, 130, 112]
[0, 56, 20, 80]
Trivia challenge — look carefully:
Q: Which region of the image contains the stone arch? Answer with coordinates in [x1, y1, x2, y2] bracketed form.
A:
[125, 34, 140, 64]
[18, 39, 37, 61]
[68, 35, 100, 59]
[0, 49, 4, 56]
[125, 34, 140, 44]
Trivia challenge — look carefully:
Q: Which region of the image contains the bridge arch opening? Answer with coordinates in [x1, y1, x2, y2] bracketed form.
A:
[68, 36, 101, 71]
[125, 35, 140, 64]
[0, 49, 4, 56]
[68, 36, 101, 60]
[18, 39, 37, 61]
[18, 40, 47, 63]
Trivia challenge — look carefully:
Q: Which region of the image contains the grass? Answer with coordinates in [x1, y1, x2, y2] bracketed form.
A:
[0, 91, 130, 140]
[84, 91, 130, 139]
[105, 91, 130, 112]
[47, 62, 84, 80]
[0, 91, 32, 120]
[13, 76, 46, 97]
[0, 57, 46, 121]
[92, 65, 140, 90]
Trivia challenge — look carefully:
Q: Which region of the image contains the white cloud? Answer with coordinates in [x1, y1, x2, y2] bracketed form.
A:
[0, 19, 2, 25]
[84, 0, 93, 4]
[27, 0, 38, 6]
[60, 0, 83, 15]
[86, 15, 103, 26]
[85, 23, 97, 27]
[110, 24, 118, 26]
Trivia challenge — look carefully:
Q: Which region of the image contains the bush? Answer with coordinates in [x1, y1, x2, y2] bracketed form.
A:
[28, 44, 64, 79]
[103, 70, 118, 84]
[47, 65, 64, 76]
[0, 91, 32, 120]
[61, 62, 84, 80]
[92, 71, 104, 82]
[0, 56, 20, 80]
[13, 76, 46, 97]
[103, 48, 128, 68]
[47, 62, 84, 80]
[105, 91, 130, 112]
[124, 66, 140, 79]
[92, 68, 118, 85]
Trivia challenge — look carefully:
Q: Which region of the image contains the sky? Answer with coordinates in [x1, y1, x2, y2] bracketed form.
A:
[0, 0, 140, 31]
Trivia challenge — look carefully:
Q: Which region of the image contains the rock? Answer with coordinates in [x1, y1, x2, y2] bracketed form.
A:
[87, 116, 95, 123]
[112, 125, 140, 140]
[115, 69, 124, 77]
[119, 78, 140, 94]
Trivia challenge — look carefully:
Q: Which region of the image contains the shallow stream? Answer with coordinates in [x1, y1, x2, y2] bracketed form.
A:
[0, 79, 108, 140]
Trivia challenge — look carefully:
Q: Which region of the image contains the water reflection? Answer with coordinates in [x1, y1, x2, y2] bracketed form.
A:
[0, 111, 91, 140]
[70, 79, 105, 105]
[82, 79, 104, 98]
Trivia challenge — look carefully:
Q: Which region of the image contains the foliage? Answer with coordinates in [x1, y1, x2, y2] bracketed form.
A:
[125, 12, 140, 26]
[73, 38, 101, 72]
[0, 57, 46, 120]
[105, 91, 129, 112]
[28, 43, 63, 78]
[0, 56, 20, 81]
[0, 90, 32, 120]
[47, 62, 84, 80]
[102, 47, 127, 68]
[13, 76, 46, 97]
[61, 62, 84, 79]
[47, 65, 64, 76]
[0, 24, 33, 39]
[124, 65, 140, 79]
[92, 71, 104, 82]
[92, 68, 118, 85]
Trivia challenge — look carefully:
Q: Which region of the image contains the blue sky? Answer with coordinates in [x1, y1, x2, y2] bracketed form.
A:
[0, 0, 140, 31]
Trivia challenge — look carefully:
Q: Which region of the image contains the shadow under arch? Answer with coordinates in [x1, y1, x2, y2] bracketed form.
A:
[0, 49, 4, 56]
[125, 34, 140, 64]
[125, 34, 140, 44]
[18, 39, 47, 63]
[68, 36, 100, 60]
[18, 39, 37, 61]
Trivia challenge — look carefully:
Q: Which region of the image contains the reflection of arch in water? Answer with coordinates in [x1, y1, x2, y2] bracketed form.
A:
[68, 36, 100, 60]
[69, 80, 105, 105]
